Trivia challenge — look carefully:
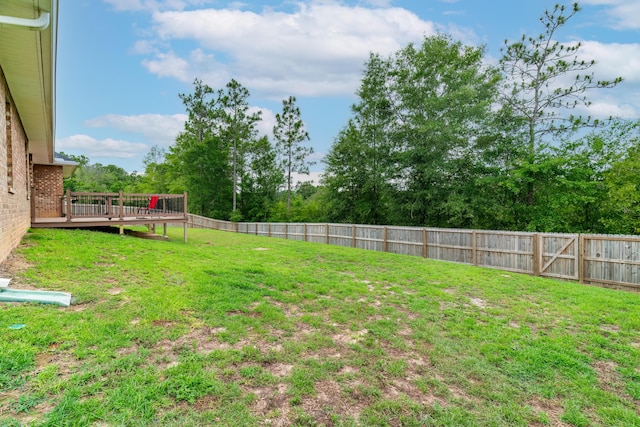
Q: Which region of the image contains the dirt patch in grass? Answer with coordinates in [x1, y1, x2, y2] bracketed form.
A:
[266, 363, 293, 377]
[592, 360, 623, 394]
[192, 395, 219, 412]
[528, 397, 569, 426]
[333, 329, 368, 346]
[152, 319, 177, 328]
[599, 324, 620, 333]
[384, 378, 442, 407]
[153, 327, 239, 355]
[0, 251, 34, 287]
[302, 380, 364, 424]
[265, 297, 300, 317]
[248, 384, 291, 426]
[468, 297, 488, 308]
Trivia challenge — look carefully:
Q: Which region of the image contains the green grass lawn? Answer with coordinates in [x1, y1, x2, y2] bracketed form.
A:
[1, 227, 640, 426]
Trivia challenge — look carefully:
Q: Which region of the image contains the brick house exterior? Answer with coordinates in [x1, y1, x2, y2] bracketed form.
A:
[0, 70, 31, 263]
[33, 165, 64, 218]
[0, 1, 70, 263]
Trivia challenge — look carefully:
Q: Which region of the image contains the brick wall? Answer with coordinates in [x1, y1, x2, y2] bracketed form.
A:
[33, 165, 63, 218]
[0, 67, 31, 264]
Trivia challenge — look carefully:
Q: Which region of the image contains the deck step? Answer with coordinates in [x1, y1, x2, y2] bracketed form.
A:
[0, 278, 10, 288]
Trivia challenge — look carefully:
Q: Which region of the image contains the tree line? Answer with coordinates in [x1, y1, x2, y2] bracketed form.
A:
[66, 3, 640, 234]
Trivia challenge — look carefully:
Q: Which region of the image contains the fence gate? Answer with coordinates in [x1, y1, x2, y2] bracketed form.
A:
[539, 234, 579, 280]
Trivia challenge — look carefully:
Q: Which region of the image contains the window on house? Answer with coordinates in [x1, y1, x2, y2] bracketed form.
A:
[6, 99, 14, 193]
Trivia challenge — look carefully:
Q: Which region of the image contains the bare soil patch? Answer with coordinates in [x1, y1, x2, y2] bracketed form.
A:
[301, 380, 364, 424]
[0, 251, 34, 287]
[528, 397, 570, 427]
[468, 297, 488, 308]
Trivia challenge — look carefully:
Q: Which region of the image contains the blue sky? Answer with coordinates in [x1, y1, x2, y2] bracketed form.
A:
[55, 0, 640, 182]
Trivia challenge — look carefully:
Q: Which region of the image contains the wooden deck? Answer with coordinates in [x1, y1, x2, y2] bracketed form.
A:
[31, 215, 188, 228]
[31, 191, 189, 241]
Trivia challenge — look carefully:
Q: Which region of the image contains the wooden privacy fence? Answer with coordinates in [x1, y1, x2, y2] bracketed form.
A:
[184, 214, 640, 291]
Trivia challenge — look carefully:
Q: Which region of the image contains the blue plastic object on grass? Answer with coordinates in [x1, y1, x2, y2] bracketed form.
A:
[0, 289, 71, 306]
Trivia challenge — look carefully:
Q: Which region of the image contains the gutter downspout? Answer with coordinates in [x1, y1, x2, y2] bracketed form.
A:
[0, 11, 50, 31]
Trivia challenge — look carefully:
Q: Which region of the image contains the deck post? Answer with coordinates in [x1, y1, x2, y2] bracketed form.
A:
[183, 192, 188, 221]
[66, 189, 72, 222]
[184, 222, 188, 243]
[118, 190, 124, 220]
[163, 223, 167, 238]
[119, 225, 124, 235]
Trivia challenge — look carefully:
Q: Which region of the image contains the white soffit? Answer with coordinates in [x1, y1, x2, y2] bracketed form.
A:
[0, 0, 56, 164]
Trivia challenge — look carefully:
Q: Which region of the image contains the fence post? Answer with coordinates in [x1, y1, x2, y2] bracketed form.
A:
[533, 233, 540, 276]
[326, 224, 329, 245]
[352, 225, 356, 248]
[472, 230, 477, 266]
[268, 223, 271, 238]
[579, 234, 585, 283]
[383, 227, 388, 252]
[304, 224, 307, 242]
[234, 222, 239, 233]
[285, 223, 289, 240]
[422, 228, 427, 258]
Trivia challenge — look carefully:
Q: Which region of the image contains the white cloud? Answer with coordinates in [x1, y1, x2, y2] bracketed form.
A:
[581, 99, 638, 119]
[141, 50, 194, 82]
[84, 113, 188, 146]
[580, 0, 640, 29]
[137, 2, 435, 97]
[252, 107, 276, 137]
[578, 41, 640, 84]
[57, 135, 149, 159]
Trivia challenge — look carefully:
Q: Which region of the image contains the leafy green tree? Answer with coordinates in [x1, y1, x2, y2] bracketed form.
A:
[325, 53, 395, 225]
[273, 96, 314, 213]
[169, 79, 233, 217]
[597, 121, 640, 234]
[323, 122, 368, 223]
[239, 136, 284, 221]
[389, 34, 501, 226]
[221, 79, 261, 213]
[136, 145, 173, 194]
[61, 153, 89, 192]
[63, 160, 137, 193]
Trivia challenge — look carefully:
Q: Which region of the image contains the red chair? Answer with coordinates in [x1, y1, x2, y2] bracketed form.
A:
[138, 196, 159, 214]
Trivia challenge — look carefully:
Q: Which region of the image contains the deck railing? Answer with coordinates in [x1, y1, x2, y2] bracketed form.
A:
[62, 190, 187, 221]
